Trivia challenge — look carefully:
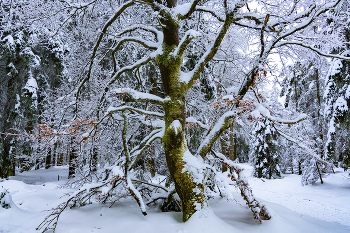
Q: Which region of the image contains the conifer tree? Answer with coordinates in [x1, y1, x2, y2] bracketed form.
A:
[252, 119, 281, 179]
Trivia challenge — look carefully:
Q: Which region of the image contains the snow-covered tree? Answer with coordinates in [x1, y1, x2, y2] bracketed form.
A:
[26, 0, 350, 231]
[324, 52, 350, 169]
[0, 0, 67, 177]
[252, 119, 281, 179]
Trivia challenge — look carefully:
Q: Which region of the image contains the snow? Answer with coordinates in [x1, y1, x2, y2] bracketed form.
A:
[346, 85, 350, 99]
[182, 150, 212, 184]
[112, 88, 166, 103]
[180, 70, 194, 83]
[112, 166, 124, 177]
[14, 94, 20, 110]
[24, 74, 38, 101]
[173, 3, 192, 16]
[334, 96, 348, 112]
[252, 103, 307, 124]
[226, 86, 239, 95]
[0, 166, 349, 233]
[328, 59, 343, 77]
[169, 120, 182, 135]
[186, 117, 209, 129]
[2, 35, 15, 51]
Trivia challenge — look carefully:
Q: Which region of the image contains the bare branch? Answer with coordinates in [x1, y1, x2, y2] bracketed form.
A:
[195, 7, 225, 22]
[182, 15, 232, 88]
[77, 0, 136, 99]
[129, 129, 164, 170]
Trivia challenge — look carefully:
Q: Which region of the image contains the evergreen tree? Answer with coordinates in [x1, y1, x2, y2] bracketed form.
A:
[324, 52, 350, 170]
[252, 119, 281, 179]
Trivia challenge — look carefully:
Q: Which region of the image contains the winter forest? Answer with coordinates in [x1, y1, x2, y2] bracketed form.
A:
[1, 0, 350, 232]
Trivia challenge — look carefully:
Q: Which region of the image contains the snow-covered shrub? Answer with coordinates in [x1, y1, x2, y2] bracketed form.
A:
[0, 188, 12, 209]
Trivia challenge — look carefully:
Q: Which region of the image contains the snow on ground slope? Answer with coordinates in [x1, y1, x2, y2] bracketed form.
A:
[241, 164, 350, 227]
[0, 165, 349, 233]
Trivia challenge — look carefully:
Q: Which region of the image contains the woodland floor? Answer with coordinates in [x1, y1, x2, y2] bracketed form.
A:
[1, 165, 350, 233]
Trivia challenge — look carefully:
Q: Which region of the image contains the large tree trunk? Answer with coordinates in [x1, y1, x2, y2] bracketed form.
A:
[156, 8, 208, 220]
[162, 99, 208, 221]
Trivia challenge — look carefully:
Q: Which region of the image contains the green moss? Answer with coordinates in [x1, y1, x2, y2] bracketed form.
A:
[159, 9, 179, 27]
[156, 43, 181, 67]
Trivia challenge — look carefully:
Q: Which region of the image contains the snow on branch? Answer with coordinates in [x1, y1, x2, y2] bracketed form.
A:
[174, 0, 200, 20]
[111, 37, 159, 51]
[98, 56, 153, 104]
[131, 179, 169, 192]
[275, 41, 350, 61]
[174, 29, 201, 57]
[105, 105, 164, 118]
[129, 129, 164, 170]
[78, 0, 135, 98]
[116, 25, 163, 43]
[127, 176, 147, 216]
[275, 126, 333, 168]
[211, 150, 271, 222]
[186, 117, 209, 129]
[197, 111, 236, 158]
[111, 88, 167, 105]
[182, 17, 232, 87]
[62, 0, 99, 9]
[195, 7, 224, 22]
[252, 103, 307, 125]
[267, 3, 316, 28]
[107, 56, 152, 86]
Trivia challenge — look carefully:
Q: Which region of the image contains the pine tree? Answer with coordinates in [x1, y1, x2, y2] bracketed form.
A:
[324, 52, 350, 170]
[252, 119, 281, 179]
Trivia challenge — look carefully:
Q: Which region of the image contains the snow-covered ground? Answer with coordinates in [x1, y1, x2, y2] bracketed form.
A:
[1, 165, 349, 233]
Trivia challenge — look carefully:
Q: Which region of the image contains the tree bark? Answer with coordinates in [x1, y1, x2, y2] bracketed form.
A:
[45, 146, 52, 169]
[156, 12, 208, 220]
[69, 136, 77, 178]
